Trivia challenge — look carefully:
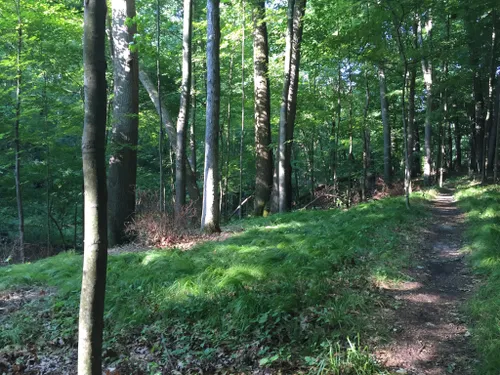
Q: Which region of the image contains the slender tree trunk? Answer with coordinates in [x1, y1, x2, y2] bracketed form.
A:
[156, 0, 164, 210]
[278, 0, 294, 213]
[378, 65, 391, 185]
[347, 60, 353, 208]
[201, 0, 221, 233]
[14, 0, 24, 262]
[408, 18, 418, 177]
[419, 13, 433, 185]
[79, 1, 108, 374]
[362, 69, 370, 201]
[455, 113, 462, 171]
[393, 15, 411, 208]
[190, 61, 197, 177]
[333, 62, 341, 203]
[278, 0, 306, 212]
[43, 71, 51, 253]
[108, 0, 139, 246]
[223, 56, 234, 219]
[252, 0, 273, 216]
[494, 76, 500, 182]
[484, 11, 497, 180]
[238, 0, 246, 219]
[175, 0, 193, 215]
[474, 74, 485, 175]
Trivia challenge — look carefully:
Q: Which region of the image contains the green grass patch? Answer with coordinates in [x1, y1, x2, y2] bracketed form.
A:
[455, 182, 500, 374]
[0, 195, 431, 373]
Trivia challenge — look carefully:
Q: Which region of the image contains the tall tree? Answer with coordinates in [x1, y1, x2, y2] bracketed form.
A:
[14, 0, 24, 262]
[201, 0, 221, 233]
[175, 0, 193, 215]
[419, 12, 433, 185]
[278, 0, 306, 213]
[78, 0, 108, 373]
[252, 0, 273, 216]
[108, 0, 139, 246]
[378, 65, 391, 184]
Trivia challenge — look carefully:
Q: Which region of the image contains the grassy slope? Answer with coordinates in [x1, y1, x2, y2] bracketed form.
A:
[455, 182, 500, 375]
[0, 195, 431, 374]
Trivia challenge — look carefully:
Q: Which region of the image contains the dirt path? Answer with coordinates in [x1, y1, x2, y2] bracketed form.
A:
[377, 188, 476, 375]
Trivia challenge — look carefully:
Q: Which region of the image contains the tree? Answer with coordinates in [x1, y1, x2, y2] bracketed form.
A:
[252, 0, 273, 216]
[378, 65, 391, 184]
[108, 0, 139, 246]
[14, 0, 24, 262]
[278, 0, 306, 213]
[419, 11, 433, 186]
[78, 0, 108, 373]
[175, 0, 193, 215]
[201, 0, 221, 233]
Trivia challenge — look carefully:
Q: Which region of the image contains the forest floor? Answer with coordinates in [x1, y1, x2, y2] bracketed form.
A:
[1, 182, 499, 375]
[376, 187, 476, 375]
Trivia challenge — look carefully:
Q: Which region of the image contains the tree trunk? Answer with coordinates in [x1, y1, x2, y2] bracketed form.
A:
[239, 0, 246, 219]
[252, 0, 273, 216]
[108, 0, 139, 247]
[14, 0, 24, 262]
[362, 69, 370, 201]
[419, 13, 433, 185]
[139, 69, 201, 208]
[79, 1, 108, 374]
[473, 74, 485, 175]
[190, 63, 197, 178]
[378, 65, 391, 185]
[408, 18, 418, 177]
[484, 11, 497, 180]
[277, 0, 294, 213]
[175, 0, 193, 215]
[494, 78, 500, 182]
[278, 0, 306, 213]
[222, 56, 234, 219]
[455, 113, 462, 171]
[156, 0, 164, 211]
[393, 16, 411, 208]
[201, 0, 221, 233]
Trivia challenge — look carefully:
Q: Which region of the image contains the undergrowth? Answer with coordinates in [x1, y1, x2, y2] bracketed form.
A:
[455, 182, 500, 375]
[0, 194, 431, 373]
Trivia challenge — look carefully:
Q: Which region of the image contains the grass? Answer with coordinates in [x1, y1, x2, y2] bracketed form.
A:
[0, 194, 431, 373]
[454, 181, 500, 375]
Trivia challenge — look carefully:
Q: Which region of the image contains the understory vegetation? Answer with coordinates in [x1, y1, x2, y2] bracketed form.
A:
[0, 194, 430, 374]
[455, 183, 500, 375]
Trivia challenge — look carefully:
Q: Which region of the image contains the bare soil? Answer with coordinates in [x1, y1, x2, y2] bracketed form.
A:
[377, 188, 476, 375]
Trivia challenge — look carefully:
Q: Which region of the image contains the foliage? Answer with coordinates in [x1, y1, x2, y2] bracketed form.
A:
[0, 193, 431, 373]
[455, 182, 500, 375]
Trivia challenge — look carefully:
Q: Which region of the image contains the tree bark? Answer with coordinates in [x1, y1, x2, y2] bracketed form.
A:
[79, 1, 108, 374]
[239, 0, 246, 219]
[201, 0, 221, 233]
[252, 0, 273, 216]
[419, 13, 433, 185]
[175, 0, 193, 215]
[14, 0, 24, 262]
[190, 60, 197, 178]
[408, 18, 418, 177]
[378, 65, 391, 185]
[277, 0, 294, 213]
[108, 0, 139, 247]
[278, 0, 306, 213]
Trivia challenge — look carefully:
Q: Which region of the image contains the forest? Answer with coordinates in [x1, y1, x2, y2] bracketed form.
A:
[0, 0, 499, 374]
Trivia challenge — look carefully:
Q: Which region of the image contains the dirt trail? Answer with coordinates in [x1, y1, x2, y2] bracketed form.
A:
[377, 188, 476, 375]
